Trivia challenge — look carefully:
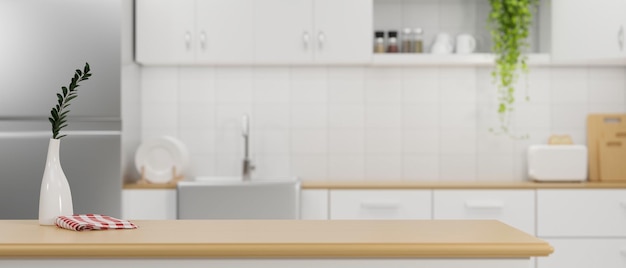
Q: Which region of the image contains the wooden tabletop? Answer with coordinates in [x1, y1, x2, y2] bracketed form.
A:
[0, 220, 552, 258]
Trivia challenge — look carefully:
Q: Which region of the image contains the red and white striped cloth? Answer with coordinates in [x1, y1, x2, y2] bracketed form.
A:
[55, 214, 138, 231]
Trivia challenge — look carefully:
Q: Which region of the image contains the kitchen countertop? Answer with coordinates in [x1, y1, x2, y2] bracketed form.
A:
[123, 180, 626, 190]
[0, 220, 552, 258]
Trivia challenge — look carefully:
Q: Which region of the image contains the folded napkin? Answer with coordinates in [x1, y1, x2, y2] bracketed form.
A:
[55, 214, 138, 231]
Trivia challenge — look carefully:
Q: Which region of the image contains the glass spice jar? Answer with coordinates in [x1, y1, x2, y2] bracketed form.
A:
[387, 30, 399, 53]
[374, 31, 385, 53]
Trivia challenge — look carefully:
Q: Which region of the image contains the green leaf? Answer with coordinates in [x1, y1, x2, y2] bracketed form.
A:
[66, 95, 77, 102]
[48, 62, 93, 139]
[51, 109, 59, 120]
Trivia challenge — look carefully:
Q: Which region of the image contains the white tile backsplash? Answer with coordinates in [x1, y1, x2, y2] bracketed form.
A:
[403, 129, 440, 154]
[365, 105, 403, 128]
[329, 104, 366, 128]
[365, 154, 402, 180]
[215, 67, 253, 103]
[477, 154, 515, 181]
[365, 128, 402, 154]
[439, 154, 476, 181]
[328, 67, 365, 104]
[290, 67, 328, 103]
[329, 129, 365, 154]
[179, 67, 215, 104]
[139, 66, 626, 181]
[403, 104, 439, 128]
[328, 154, 365, 180]
[291, 104, 328, 128]
[291, 129, 328, 154]
[403, 154, 440, 180]
[253, 67, 290, 103]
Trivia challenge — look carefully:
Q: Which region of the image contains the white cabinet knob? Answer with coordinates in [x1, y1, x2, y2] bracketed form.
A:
[318, 31, 325, 49]
[184, 31, 192, 50]
[618, 25, 624, 51]
[199, 31, 207, 51]
[302, 31, 310, 50]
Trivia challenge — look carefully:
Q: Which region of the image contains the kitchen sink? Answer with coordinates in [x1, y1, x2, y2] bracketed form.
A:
[177, 177, 300, 220]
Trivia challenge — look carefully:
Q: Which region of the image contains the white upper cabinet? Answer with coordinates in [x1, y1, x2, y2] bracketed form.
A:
[313, 0, 372, 64]
[551, 0, 626, 63]
[255, 0, 372, 64]
[136, 0, 254, 65]
[254, 0, 314, 64]
[196, 0, 254, 64]
[136, 0, 196, 64]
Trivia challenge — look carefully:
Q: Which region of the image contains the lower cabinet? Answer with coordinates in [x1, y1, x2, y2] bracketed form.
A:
[300, 189, 329, 219]
[536, 189, 626, 268]
[537, 239, 626, 268]
[433, 190, 536, 235]
[122, 189, 177, 220]
[330, 190, 431, 219]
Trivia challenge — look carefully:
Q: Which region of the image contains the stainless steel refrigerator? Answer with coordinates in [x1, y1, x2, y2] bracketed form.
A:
[0, 0, 122, 219]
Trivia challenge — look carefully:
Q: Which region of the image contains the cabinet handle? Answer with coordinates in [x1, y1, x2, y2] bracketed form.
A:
[618, 25, 624, 51]
[318, 31, 325, 49]
[465, 200, 504, 209]
[619, 201, 626, 208]
[360, 200, 400, 209]
[199, 31, 207, 51]
[302, 31, 310, 50]
[184, 31, 192, 50]
[620, 248, 626, 256]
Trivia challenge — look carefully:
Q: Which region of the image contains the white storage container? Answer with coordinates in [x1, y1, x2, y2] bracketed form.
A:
[528, 145, 587, 181]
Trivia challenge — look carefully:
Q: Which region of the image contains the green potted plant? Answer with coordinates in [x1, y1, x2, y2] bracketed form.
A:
[39, 62, 92, 225]
[488, 0, 538, 138]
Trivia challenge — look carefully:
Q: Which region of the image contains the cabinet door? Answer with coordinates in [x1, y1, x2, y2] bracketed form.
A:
[136, 0, 196, 64]
[196, 0, 254, 64]
[313, 0, 372, 64]
[537, 239, 626, 268]
[551, 0, 625, 63]
[300, 190, 329, 219]
[122, 189, 177, 220]
[254, 0, 314, 64]
[537, 189, 626, 237]
[330, 190, 432, 220]
[433, 190, 535, 235]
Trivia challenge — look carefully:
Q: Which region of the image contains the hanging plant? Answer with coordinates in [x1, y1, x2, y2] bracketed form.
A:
[488, 0, 538, 138]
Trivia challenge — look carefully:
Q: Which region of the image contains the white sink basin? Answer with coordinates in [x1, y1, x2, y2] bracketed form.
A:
[177, 177, 300, 219]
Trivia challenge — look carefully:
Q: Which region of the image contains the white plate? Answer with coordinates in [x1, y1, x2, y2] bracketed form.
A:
[135, 136, 190, 184]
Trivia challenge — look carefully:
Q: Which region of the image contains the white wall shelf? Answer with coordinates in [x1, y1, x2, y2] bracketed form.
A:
[370, 53, 551, 66]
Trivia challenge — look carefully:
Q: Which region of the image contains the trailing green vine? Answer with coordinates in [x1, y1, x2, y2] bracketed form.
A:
[488, 0, 538, 138]
[49, 63, 92, 139]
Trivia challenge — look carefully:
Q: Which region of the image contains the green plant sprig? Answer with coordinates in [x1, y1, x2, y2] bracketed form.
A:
[48, 62, 92, 139]
[488, 0, 538, 139]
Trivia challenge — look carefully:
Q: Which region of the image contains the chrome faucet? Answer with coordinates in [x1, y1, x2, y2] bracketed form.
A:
[241, 114, 254, 181]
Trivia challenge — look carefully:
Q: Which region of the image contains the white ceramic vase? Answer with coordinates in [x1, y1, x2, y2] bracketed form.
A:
[38, 138, 73, 225]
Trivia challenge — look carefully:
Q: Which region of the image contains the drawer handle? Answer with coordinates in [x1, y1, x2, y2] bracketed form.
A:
[360, 201, 400, 209]
[465, 200, 504, 209]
